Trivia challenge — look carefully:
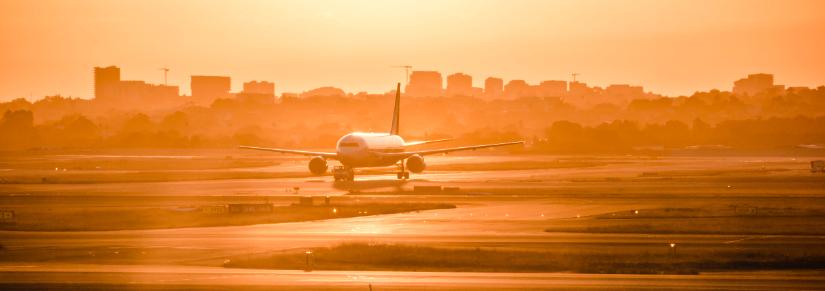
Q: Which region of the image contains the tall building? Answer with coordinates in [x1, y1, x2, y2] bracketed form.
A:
[536, 80, 567, 97]
[404, 71, 442, 97]
[94, 66, 179, 106]
[116, 81, 179, 101]
[503, 80, 533, 99]
[301, 86, 346, 98]
[567, 81, 592, 98]
[484, 77, 504, 99]
[243, 81, 275, 95]
[237, 81, 275, 104]
[94, 66, 120, 100]
[733, 73, 774, 96]
[605, 84, 644, 102]
[191, 75, 231, 103]
[445, 73, 474, 97]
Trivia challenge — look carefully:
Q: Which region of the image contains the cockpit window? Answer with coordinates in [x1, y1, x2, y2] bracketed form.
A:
[339, 142, 359, 147]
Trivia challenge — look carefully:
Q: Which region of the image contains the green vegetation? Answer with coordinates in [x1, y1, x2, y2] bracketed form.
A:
[0, 203, 454, 231]
[545, 207, 825, 235]
[224, 242, 825, 274]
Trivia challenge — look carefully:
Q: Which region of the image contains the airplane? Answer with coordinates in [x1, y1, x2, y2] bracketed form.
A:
[240, 83, 524, 181]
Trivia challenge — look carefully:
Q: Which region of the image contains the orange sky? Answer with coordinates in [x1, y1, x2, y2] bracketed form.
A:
[1, 0, 823, 101]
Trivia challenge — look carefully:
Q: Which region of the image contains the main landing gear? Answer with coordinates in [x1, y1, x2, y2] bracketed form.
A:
[396, 160, 410, 180]
[332, 166, 355, 182]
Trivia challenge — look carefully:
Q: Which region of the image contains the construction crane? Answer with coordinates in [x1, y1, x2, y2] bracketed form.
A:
[159, 67, 170, 85]
[391, 65, 412, 85]
[571, 73, 580, 83]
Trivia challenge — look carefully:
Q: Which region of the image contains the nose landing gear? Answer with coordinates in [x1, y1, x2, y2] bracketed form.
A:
[396, 160, 410, 180]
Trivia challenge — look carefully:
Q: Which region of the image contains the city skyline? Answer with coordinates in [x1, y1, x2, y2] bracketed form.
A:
[1, 0, 824, 101]
[7, 64, 819, 103]
[6, 67, 819, 102]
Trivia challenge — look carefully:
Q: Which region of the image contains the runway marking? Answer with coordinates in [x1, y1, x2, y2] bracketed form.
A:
[724, 235, 774, 244]
[0, 265, 39, 269]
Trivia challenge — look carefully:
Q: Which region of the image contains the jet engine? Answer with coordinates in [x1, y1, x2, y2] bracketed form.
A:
[405, 154, 426, 173]
[308, 156, 327, 175]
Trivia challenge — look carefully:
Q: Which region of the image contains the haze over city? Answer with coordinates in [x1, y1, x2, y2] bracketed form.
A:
[1, 0, 824, 100]
[2, 1, 825, 290]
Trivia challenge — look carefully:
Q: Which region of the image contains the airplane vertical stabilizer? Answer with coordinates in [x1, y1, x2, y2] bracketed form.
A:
[390, 82, 401, 135]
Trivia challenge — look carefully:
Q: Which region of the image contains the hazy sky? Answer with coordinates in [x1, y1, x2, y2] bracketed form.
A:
[1, 0, 823, 101]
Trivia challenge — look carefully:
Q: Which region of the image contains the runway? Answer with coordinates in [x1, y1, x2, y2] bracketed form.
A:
[1, 263, 824, 290]
[1, 154, 824, 289]
[1, 155, 811, 197]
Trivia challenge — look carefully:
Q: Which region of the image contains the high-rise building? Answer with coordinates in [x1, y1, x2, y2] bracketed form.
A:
[404, 71, 442, 97]
[191, 75, 231, 103]
[237, 80, 276, 104]
[733, 73, 774, 96]
[537, 80, 567, 97]
[94, 66, 179, 106]
[445, 73, 474, 97]
[116, 81, 179, 101]
[567, 81, 592, 98]
[94, 66, 120, 100]
[301, 86, 346, 98]
[242, 81, 275, 95]
[503, 80, 533, 99]
[484, 77, 504, 99]
[605, 84, 644, 102]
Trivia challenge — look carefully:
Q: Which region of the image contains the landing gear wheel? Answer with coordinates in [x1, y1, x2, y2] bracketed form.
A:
[404, 172, 410, 179]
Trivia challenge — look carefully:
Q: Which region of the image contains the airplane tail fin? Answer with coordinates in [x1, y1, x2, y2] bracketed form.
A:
[390, 82, 401, 135]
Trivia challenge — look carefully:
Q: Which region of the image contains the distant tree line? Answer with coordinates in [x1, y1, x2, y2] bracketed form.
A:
[1, 86, 824, 153]
[532, 117, 825, 153]
[3, 108, 824, 154]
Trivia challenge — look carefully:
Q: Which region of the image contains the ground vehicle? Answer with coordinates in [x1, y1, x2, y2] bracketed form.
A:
[332, 166, 355, 181]
[812, 160, 825, 173]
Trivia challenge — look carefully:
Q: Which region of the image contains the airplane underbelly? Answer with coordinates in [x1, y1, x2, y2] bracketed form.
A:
[363, 154, 400, 167]
[340, 151, 401, 168]
[370, 157, 401, 167]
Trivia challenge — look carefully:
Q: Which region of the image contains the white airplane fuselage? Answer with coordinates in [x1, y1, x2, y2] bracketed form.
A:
[336, 132, 406, 167]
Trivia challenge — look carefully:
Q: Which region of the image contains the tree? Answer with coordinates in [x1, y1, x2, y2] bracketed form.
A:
[0, 110, 35, 149]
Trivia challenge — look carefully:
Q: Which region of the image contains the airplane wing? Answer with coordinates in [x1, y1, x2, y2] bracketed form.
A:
[403, 138, 453, 147]
[238, 146, 338, 159]
[384, 141, 524, 159]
